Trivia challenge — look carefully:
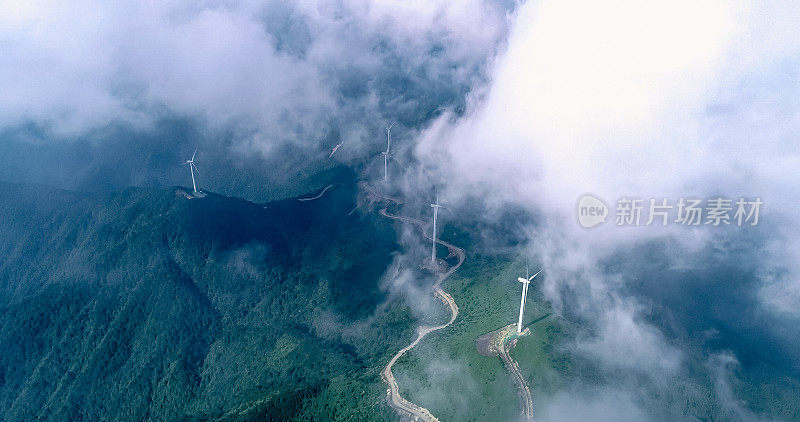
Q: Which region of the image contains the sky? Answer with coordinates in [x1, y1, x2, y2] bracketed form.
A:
[2, 0, 799, 420]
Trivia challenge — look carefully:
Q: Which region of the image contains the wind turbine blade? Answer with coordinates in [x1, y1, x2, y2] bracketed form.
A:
[388, 144, 411, 157]
[191, 163, 200, 175]
[387, 121, 395, 130]
[529, 269, 542, 280]
[192, 148, 197, 161]
[389, 155, 406, 169]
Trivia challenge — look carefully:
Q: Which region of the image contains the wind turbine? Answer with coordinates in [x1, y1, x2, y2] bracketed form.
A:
[430, 194, 442, 263]
[382, 122, 395, 182]
[181, 149, 200, 193]
[516, 261, 542, 333]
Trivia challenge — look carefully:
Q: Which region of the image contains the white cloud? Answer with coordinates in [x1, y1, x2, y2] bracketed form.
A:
[411, 0, 800, 411]
[416, 0, 800, 306]
[540, 387, 649, 422]
[0, 0, 511, 154]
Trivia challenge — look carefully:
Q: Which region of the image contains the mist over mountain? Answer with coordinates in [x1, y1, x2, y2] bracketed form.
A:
[1, 0, 799, 421]
[0, 0, 514, 202]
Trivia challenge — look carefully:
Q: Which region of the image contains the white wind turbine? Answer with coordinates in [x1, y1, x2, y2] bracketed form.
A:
[382, 122, 395, 182]
[430, 194, 442, 263]
[181, 149, 200, 193]
[516, 261, 542, 333]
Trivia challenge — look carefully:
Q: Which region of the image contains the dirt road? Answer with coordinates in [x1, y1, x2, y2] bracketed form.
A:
[297, 184, 335, 201]
[498, 337, 534, 421]
[476, 323, 537, 421]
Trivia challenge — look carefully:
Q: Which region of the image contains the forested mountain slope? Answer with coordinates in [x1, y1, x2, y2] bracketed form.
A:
[0, 182, 409, 421]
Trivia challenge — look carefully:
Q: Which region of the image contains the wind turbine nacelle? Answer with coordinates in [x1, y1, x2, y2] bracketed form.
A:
[518, 277, 529, 283]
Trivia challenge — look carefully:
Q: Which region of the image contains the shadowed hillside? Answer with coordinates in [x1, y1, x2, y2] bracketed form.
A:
[0, 181, 411, 421]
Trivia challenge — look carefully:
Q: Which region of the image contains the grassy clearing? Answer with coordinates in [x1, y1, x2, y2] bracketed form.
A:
[392, 250, 572, 421]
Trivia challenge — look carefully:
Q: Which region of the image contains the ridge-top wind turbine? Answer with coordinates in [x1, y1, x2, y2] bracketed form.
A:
[430, 194, 442, 263]
[516, 261, 542, 333]
[181, 149, 200, 193]
[382, 122, 395, 182]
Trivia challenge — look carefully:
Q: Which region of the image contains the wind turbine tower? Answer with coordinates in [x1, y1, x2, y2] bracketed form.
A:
[516, 263, 541, 333]
[382, 122, 394, 182]
[430, 194, 442, 263]
[181, 149, 200, 193]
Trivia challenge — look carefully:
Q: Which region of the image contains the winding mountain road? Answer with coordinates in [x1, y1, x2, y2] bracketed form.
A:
[499, 338, 534, 421]
[476, 325, 535, 421]
[378, 207, 465, 422]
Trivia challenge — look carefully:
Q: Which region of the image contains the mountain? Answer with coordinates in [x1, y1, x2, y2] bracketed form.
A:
[0, 181, 412, 421]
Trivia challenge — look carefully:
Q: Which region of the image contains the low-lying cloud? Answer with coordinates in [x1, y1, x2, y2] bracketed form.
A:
[412, 0, 800, 419]
[0, 0, 513, 197]
[3, 0, 799, 419]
